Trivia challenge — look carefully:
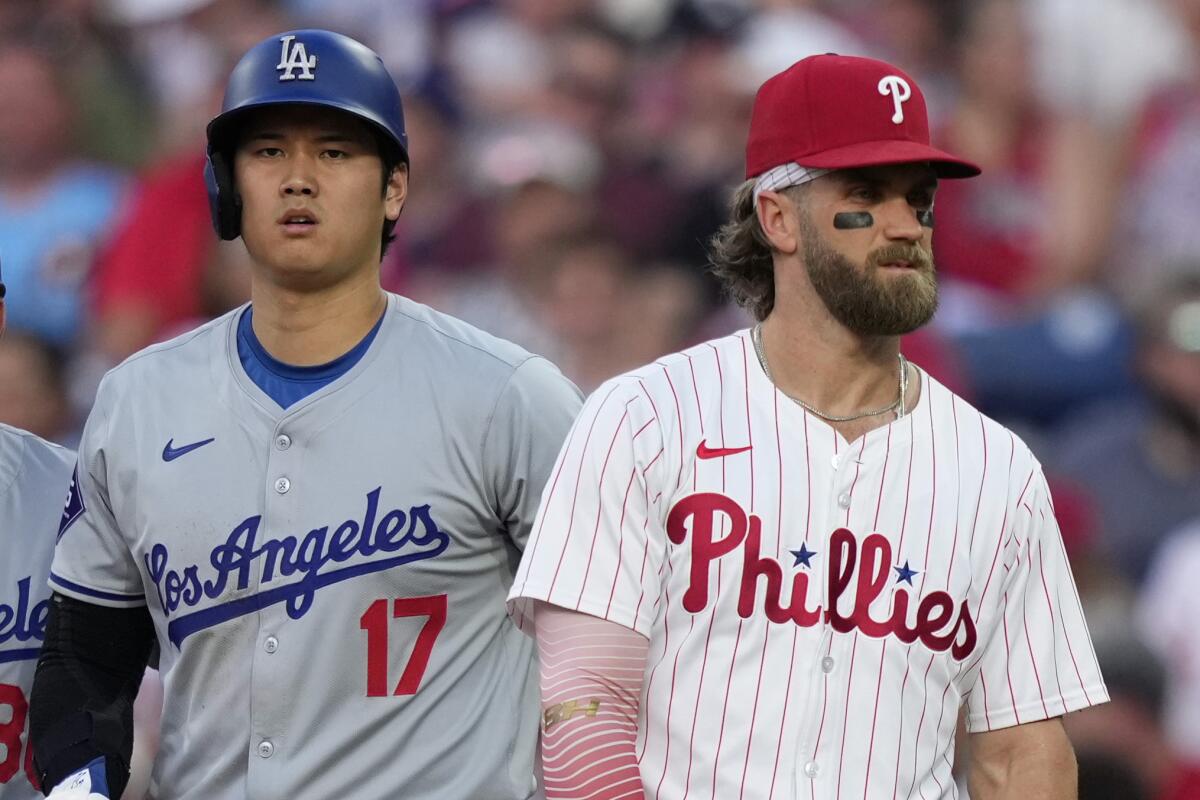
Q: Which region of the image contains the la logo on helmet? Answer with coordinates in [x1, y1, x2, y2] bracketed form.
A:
[277, 35, 317, 81]
[877, 75, 912, 124]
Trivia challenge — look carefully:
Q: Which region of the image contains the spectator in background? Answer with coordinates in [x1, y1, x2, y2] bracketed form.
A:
[1051, 272, 1200, 585]
[1025, 0, 1191, 298]
[536, 235, 705, 392]
[86, 0, 283, 364]
[933, 0, 1046, 308]
[0, 329, 72, 443]
[1139, 515, 1200, 800]
[1117, 0, 1200, 305]
[415, 121, 601, 359]
[832, 0, 961, 123]
[0, 42, 126, 347]
[908, 0, 1139, 427]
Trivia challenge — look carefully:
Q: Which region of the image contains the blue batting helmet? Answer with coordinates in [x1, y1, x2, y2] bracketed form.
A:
[204, 29, 409, 240]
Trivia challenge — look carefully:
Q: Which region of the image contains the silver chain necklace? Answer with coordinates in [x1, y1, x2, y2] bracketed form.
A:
[751, 324, 909, 422]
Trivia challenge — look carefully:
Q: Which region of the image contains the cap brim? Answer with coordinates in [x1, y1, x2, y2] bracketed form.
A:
[796, 139, 981, 179]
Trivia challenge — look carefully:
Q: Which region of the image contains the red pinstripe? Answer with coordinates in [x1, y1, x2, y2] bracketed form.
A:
[863, 423, 903, 796]
[574, 408, 631, 601]
[903, 653, 938, 798]
[633, 418, 655, 440]
[685, 355, 702, 492]
[629, 482, 652, 622]
[644, 373, 679, 493]
[924, 673, 961, 798]
[885, 394, 927, 799]
[517, 383, 598, 598]
[977, 444, 1023, 611]
[1054, 578, 1094, 706]
[593, 466, 638, 612]
[872, 425, 894, 529]
[682, 345, 727, 797]
[709, 343, 727, 494]
[711, 622, 745, 799]
[943, 397, 962, 587]
[919, 385, 938, 581]
[979, 670, 992, 729]
[1021, 611, 1051, 717]
[636, 531, 672, 760]
[545, 385, 621, 596]
[765, 390, 797, 800]
[647, 568, 690, 784]
[714, 336, 757, 799]
[830, 439, 867, 795]
[642, 373, 681, 785]
[902, 395, 936, 800]
[1048, 496, 1100, 705]
[680, 615, 715, 797]
[739, 632, 773, 799]
[1018, 530, 1051, 717]
[967, 416, 989, 550]
[809, 635, 836, 789]
[834, 632, 861, 799]
[1035, 539, 1068, 711]
[741, 335, 756, 504]
[768, 629, 800, 799]
[1001, 590, 1022, 724]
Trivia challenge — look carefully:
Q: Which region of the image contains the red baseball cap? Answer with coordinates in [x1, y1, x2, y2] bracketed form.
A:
[745, 54, 980, 180]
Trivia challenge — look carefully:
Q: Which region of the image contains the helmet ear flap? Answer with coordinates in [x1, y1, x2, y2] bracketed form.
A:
[204, 150, 242, 241]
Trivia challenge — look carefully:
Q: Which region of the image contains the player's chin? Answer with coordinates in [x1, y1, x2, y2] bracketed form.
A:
[256, 243, 333, 277]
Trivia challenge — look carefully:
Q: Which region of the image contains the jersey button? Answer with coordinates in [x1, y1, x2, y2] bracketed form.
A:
[830, 454, 840, 469]
[821, 656, 835, 673]
[275, 477, 291, 494]
[803, 760, 820, 778]
[258, 741, 274, 758]
[275, 434, 292, 451]
[837, 492, 851, 509]
[264, 636, 279, 654]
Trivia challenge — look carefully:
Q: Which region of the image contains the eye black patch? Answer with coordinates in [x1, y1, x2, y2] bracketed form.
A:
[833, 212, 875, 229]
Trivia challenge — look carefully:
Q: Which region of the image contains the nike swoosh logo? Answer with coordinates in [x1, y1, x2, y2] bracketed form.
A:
[696, 440, 752, 460]
[162, 437, 216, 462]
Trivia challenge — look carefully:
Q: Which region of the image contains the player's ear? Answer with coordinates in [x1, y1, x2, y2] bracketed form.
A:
[384, 162, 407, 222]
[0, 296, 7, 335]
[757, 190, 800, 256]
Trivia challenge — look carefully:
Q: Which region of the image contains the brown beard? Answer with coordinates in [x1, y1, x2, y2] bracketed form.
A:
[800, 211, 938, 336]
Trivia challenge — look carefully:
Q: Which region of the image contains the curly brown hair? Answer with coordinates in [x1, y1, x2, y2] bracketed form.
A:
[707, 180, 806, 321]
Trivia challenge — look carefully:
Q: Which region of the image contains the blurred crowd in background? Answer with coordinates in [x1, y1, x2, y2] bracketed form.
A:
[1, 0, 1199, 797]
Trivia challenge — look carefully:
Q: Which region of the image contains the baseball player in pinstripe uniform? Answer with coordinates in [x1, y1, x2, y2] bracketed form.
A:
[509, 54, 1108, 799]
[0, 262, 77, 800]
[29, 30, 580, 800]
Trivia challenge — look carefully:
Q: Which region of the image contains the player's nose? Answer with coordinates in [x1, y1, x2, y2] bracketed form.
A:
[878, 197, 924, 242]
[280, 159, 318, 198]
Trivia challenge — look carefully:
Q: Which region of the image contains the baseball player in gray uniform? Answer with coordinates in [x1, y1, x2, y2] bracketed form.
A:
[0, 263, 77, 800]
[29, 30, 580, 800]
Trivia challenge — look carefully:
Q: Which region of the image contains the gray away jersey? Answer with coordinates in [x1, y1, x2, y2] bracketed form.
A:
[0, 424, 75, 800]
[50, 294, 582, 800]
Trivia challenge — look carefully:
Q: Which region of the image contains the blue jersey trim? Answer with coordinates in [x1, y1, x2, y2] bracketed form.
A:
[236, 305, 384, 409]
[0, 647, 41, 665]
[49, 573, 144, 603]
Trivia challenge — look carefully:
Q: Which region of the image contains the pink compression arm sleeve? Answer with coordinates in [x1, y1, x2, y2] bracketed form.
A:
[535, 603, 649, 800]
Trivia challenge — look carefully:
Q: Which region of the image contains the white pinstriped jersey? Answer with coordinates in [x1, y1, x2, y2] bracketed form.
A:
[510, 329, 1108, 800]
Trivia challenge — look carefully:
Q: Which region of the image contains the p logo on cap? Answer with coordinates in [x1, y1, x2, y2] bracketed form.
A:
[877, 76, 912, 124]
[744, 54, 980, 180]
